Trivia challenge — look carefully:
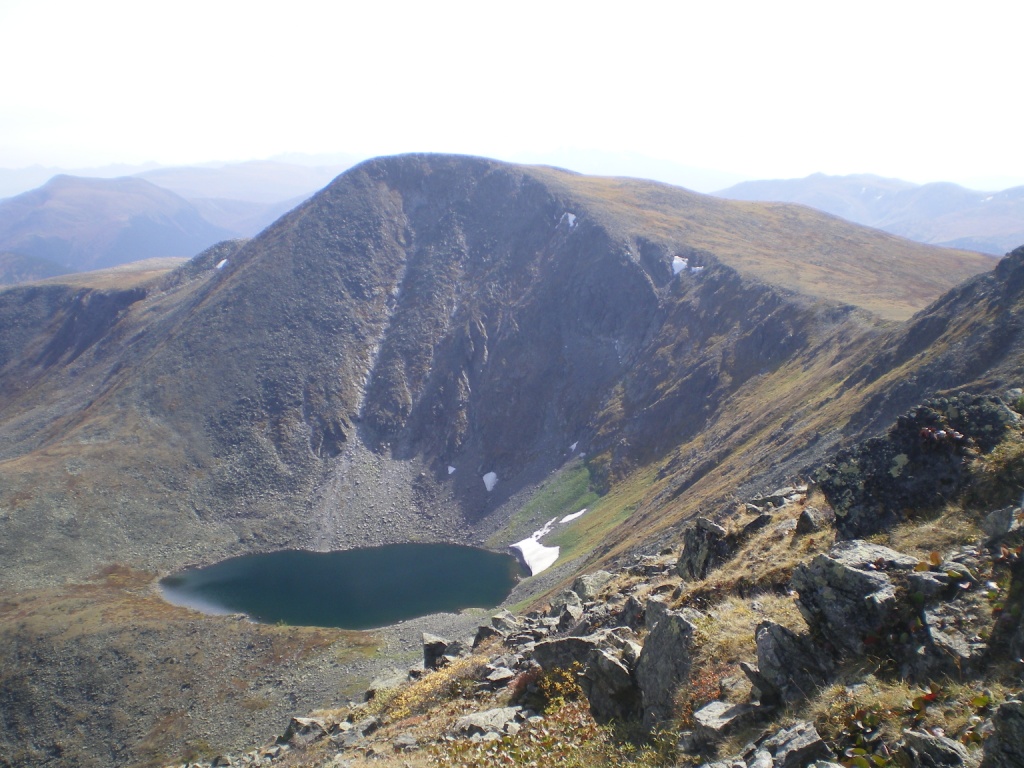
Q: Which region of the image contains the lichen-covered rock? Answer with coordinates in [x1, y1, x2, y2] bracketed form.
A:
[677, 517, 736, 580]
[531, 628, 642, 723]
[795, 506, 834, 536]
[902, 728, 980, 767]
[814, 394, 1018, 538]
[980, 699, 1024, 768]
[753, 621, 833, 705]
[572, 571, 615, 601]
[450, 706, 524, 738]
[760, 721, 834, 768]
[635, 607, 703, 730]
[692, 700, 758, 745]
[791, 540, 918, 655]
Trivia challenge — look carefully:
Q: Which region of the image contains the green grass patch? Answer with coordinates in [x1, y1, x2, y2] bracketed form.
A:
[487, 462, 598, 548]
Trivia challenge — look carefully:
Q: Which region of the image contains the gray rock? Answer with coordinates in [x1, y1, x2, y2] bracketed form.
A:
[791, 540, 917, 655]
[392, 733, 420, 752]
[556, 601, 585, 632]
[280, 716, 328, 748]
[902, 728, 980, 767]
[796, 506, 834, 535]
[644, 595, 670, 630]
[678, 517, 735, 580]
[635, 607, 702, 730]
[354, 716, 381, 736]
[980, 700, 1024, 768]
[450, 706, 523, 738]
[982, 506, 1024, 542]
[473, 623, 504, 647]
[547, 589, 583, 616]
[366, 671, 407, 700]
[423, 633, 450, 670]
[920, 590, 994, 677]
[573, 571, 615, 601]
[692, 700, 758, 744]
[532, 628, 642, 723]
[754, 621, 832, 705]
[490, 609, 524, 633]
[761, 721, 834, 768]
[814, 395, 1017, 539]
[741, 513, 775, 537]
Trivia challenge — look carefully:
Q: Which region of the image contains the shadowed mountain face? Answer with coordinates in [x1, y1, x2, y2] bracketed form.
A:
[717, 172, 1024, 255]
[0, 175, 234, 276]
[2, 154, 1023, 768]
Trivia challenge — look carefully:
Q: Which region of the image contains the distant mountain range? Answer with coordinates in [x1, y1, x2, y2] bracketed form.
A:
[0, 161, 358, 283]
[716, 173, 1024, 255]
[0, 175, 234, 275]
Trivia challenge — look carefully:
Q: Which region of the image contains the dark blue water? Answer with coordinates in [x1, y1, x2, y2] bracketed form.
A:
[160, 544, 525, 630]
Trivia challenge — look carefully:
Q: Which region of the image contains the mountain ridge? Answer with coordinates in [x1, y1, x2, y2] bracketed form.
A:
[717, 172, 1024, 255]
[0, 154, 1021, 767]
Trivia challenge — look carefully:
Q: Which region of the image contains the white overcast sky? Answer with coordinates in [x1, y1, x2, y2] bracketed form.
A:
[1, 0, 1022, 189]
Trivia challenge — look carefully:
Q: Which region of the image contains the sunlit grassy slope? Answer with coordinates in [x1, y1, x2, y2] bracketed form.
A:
[527, 167, 996, 321]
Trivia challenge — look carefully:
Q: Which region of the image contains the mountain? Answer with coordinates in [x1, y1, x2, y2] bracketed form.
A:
[717, 172, 1024, 255]
[0, 154, 1017, 766]
[0, 251, 66, 284]
[0, 175, 234, 278]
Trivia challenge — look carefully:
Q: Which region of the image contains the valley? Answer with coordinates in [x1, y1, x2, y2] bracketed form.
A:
[0, 154, 1021, 767]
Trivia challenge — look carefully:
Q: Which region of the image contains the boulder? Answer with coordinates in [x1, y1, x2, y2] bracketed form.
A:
[635, 607, 703, 730]
[490, 609, 524, 633]
[692, 700, 758, 745]
[450, 706, 524, 738]
[919, 589, 994, 677]
[423, 633, 450, 670]
[813, 395, 1017, 539]
[366, 671, 408, 700]
[980, 700, 1024, 768]
[280, 716, 328, 748]
[392, 733, 420, 752]
[678, 517, 735, 580]
[791, 540, 918, 655]
[573, 571, 615, 601]
[795, 506, 834, 536]
[760, 721, 834, 768]
[902, 728, 980, 767]
[753, 621, 832, 705]
[532, 628, 642, 723]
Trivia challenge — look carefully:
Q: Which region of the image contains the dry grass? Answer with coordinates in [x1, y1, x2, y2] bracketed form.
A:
[525, 166, 993, 321]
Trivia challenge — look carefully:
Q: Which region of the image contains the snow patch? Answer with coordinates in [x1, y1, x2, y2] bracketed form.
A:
[215, 259, 228, 270]
[983, 196, 994, 202]
[510, 516, 560, 575]
[559, 212, 578, 230]
[482, 471, 498, 492]
[690, 265, 704, 274]
[510, 538, 560, 576]
[560, 508, 587, 524]
[448, 466, 456, 475]
[569, 441, 578, 452]
[672, 256, 688, 275]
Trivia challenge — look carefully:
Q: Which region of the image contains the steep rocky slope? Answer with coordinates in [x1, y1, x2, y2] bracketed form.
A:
[0, 155, 1016, 767]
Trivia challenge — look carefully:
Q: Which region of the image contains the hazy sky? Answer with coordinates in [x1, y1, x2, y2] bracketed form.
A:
[2, 0, 1022, 189]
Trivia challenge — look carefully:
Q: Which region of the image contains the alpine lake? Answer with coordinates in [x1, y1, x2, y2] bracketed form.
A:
[160, 543, 527, 630]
